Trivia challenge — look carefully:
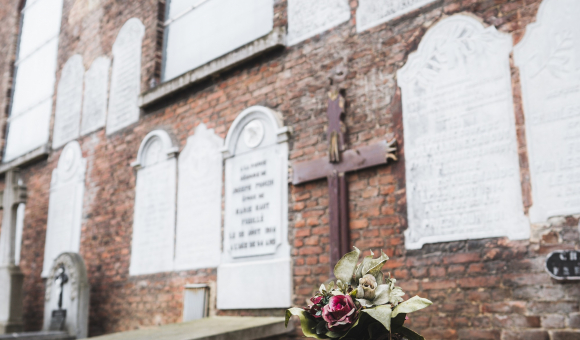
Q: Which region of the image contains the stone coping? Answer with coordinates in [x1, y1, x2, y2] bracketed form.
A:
[88, 316, 292, 340]
[0, 145, 49, 174]
[138, 27, 286, 109]
[0, 331, 74, 340]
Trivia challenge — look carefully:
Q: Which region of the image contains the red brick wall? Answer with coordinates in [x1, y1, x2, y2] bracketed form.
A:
[0, 0, 578, 339]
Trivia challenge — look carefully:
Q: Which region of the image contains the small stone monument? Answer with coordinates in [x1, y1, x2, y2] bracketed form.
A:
[43, 253, 89, 339]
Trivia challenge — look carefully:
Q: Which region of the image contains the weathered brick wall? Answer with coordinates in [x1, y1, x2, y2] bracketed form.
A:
[0, 0, 578, 339]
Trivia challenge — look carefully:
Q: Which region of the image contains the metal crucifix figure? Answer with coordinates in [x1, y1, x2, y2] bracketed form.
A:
[292, 65, 398, 274]
[54, 264, 69, 310]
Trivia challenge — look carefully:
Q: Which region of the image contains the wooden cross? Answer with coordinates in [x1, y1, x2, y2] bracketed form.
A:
[291, 66, 398, 273]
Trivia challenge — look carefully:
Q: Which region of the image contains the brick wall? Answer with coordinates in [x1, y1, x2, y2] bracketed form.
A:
[0, 0, 578, 339]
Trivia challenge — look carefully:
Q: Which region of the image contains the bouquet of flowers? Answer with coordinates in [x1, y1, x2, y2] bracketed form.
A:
[286, 247, 432, 340]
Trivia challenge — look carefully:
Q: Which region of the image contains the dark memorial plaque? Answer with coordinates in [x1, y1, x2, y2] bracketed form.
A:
[49, 309, 67, 331]
[545, 250, 580, 281]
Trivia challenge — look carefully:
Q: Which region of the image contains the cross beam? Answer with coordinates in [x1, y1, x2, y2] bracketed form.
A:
[291, 139, 397, 272]
[291, 65, 399, 274]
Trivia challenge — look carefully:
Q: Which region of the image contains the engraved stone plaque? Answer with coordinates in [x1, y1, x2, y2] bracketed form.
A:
[287, 0, 350, 46]
[356, 0, 437, 32]
[81, 57, 110, 135]
[514, 0, 580, 223]
[106, 18, 144, 135]
[397, 15, 529, 250]
[175, 124, 223, 271]
[53, 55, 84, 149]
[218, 106, 291, 309]
[129, 130, 177, 275]
[42, 141, 86, 277]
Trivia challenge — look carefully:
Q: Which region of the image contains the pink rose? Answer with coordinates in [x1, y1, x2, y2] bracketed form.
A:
[322, 295, 359, 331]
[304, 296, 324, 318]
[311, 296, 323, 305]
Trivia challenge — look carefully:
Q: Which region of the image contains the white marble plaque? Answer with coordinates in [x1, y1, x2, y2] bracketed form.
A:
[42, 141, 86, 277]
[175, 124, 223, 271]
[514, 0, 580, 223]
[129, 130, 177, 276]
[163, 0, 273, 81]
[397, 15, 529, 250]
[53, 55, 84, 149]
[81, 57, 110, 135]
[225, 145, 283, 258]
[218, 106, 291, 309]
[356, 0, 437, 32]
[106, 18, 144, 135]
[287, 0, 350, 46]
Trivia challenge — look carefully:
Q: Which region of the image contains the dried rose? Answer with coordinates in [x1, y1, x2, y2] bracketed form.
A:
[304, 296, 324, 318]
[356, 274, 378, 300]
[322, 295, 359, 332]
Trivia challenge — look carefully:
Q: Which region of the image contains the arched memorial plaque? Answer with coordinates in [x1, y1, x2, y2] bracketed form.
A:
[42, 141, 86, 277]
[397, 15, 529, 249]
[129, 130, 178, 275]
[217, 106, 291, 309]
[514, 0, 580, 223]
[53, 55, 84, 149]
[175, 124, 223, 271]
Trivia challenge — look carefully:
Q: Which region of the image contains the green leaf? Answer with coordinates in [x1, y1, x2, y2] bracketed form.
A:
[367, 322, 385, 340]
[392, 296, 432, 318]
[316, 321, 328, 335]
[340, 313, 363, 339]
[285, 308, 328, 339]
[370, 284, 390, 306]
[391, 313, 406, 327]
[354, 255, 373, 282]
[334, 247, 361, 284]
[325, 330, 344, 338]
[362, 305, 393, 331]
[361, 251, 389, 278]
[393, 325, 425, 340]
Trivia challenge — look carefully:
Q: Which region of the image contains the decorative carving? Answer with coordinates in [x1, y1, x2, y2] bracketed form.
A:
[242, 120, 265, 148]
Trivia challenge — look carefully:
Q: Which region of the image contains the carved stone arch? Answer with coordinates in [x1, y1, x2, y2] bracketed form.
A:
[53, 141, 85, 184]
[44, 252, 88, 302]
[132, 129, 178, 169]
[221, 106, 290, 159]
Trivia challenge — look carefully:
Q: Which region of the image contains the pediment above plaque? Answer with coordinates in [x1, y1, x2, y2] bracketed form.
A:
[221, 106, 290, 159]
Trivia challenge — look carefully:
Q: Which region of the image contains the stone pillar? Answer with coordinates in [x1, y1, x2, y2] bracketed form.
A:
[0, 169, 27, 333]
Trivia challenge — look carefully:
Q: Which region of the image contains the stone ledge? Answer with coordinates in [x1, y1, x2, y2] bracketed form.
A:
[0, 331, 74, 340]
[138, 27, 287, 109]
[87, 316, 292, 340]
[0, 145, 49, 174]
